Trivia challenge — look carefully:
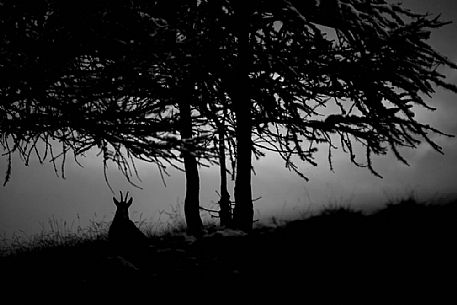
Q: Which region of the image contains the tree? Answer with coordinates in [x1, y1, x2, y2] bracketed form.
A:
[1, 0, 239, 235]
[2, 0, 456, 235]
[157, 0, 206, 236]
[195, 0, 457, 231]
[215, 106, 233, 227]
[229, 1, 255, 231]
[0, 0, 217, 238]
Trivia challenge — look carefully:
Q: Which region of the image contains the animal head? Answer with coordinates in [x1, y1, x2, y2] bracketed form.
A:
[113, 191, 134, 221]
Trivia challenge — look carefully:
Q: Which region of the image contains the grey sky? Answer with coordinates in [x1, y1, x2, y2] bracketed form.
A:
[1, 0, 456, 238]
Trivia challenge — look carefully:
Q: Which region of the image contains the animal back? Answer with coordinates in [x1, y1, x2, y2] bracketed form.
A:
[108, 219, 147, 247]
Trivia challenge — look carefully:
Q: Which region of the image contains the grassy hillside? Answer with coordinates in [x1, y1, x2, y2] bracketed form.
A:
[0, 197, 455, 303]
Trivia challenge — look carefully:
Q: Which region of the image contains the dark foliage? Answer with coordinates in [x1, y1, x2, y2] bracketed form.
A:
[1, 0, 456, 232]
[0, 0, 216, 187]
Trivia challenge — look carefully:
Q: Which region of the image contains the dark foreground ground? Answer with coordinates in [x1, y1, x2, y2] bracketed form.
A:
[1, 198, 456, 304]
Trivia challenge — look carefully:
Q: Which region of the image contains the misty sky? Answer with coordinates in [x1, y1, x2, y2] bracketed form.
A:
[1, 0, 457, 238]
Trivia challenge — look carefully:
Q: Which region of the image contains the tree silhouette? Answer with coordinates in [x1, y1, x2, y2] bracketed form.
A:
[0, 0, 223, 235]
[1, 0, 456, 234]
[191, 0, 457, 231]
[0, 1, 214, 208]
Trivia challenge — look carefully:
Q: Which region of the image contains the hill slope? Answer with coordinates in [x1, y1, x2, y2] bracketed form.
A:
[1, 198, 455, 303]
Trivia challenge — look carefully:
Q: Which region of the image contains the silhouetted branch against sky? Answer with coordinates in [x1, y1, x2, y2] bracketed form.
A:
[251, 0, 457, 178]
[0, 0, 218, 186]
[1, 0, 456, 186]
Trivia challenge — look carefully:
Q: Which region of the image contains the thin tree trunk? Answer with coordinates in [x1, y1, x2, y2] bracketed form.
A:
[180, 98, 203, 236]
[218, 125, 232, 227]
[232, 1, 253, 232]
[232, 106, 253, 232]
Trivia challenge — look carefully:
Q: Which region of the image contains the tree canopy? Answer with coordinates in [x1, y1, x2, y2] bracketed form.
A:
[1, 0, 456, 231]
[0, 0, 216, 187]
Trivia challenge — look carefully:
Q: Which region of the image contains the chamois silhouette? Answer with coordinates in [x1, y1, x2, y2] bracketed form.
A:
[108, 191, 148, 250]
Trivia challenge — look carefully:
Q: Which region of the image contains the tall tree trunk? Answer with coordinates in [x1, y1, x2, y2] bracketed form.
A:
[232, 1, 253, 232]
[180, 97, 203, 236]
[218, 124, 232, 227]
[161, 1, 203, 236]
